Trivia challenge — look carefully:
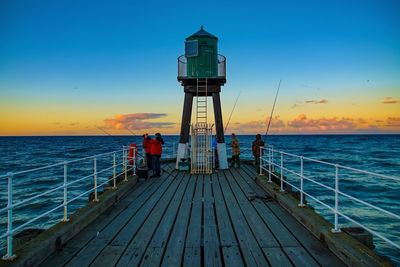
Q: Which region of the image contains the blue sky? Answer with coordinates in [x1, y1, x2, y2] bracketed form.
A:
[0, 0, 399, 135]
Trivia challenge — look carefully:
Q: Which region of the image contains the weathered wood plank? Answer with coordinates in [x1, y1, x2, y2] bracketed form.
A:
[211, 173, 244, 267]
[161, 174, 197, 267]
[89, 245, 125, 267]
[218, 171, 269, 267]
[41, 163, 347, 267]
[65, 169, 179, 267]
[183, 175, 203, 267]
[283, 247, 319, 267]
[203, 175, 222, 267]
[227, 168, 296, 266]
[225, 169, 279, 248]
[240, 164, 345, 267]
[40, 176, 160, 267]
[262, 247, 294, 267]
[230, 167, 300, 248]
[140, 172, 192, 267]
[115, 172, 188, 266]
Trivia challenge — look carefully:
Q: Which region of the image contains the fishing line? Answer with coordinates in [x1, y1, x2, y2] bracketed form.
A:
[224, 91, 241, 133]
[124, 126, 136, 136]
[263, 80, 282, 143]
[95, 126, 126, 147]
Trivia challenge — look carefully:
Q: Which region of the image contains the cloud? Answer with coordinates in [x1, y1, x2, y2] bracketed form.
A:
[288, 114, 357, 132]
[228, 116, 285, 133]
[305, 99, 328, 104]
[265, 115, 285, 129]
[103, 113, 174, 130]
[382, 97, 398, 104]
[386, 117, 400, 127]
[227, 114, 400, 134]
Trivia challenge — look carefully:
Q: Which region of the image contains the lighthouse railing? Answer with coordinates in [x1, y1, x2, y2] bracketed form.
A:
[177, 54, 226, 79]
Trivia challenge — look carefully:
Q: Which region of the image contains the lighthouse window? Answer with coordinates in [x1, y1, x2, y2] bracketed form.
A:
[185, 40, 198, 57]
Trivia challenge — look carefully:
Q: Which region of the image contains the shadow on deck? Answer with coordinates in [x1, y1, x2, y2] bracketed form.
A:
[40, 163, 344, 267]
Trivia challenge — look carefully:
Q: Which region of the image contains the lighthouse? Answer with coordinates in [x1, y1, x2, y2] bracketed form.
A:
[176, 26, 228, 171]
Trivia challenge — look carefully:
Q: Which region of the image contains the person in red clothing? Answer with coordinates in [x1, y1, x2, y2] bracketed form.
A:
[144, 135, 153, 170]
[150, 133, 164, 177]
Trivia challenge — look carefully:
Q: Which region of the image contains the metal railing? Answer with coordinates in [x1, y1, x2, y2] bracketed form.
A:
[259, 146, 400, 251]
[0, 146, 137, 260]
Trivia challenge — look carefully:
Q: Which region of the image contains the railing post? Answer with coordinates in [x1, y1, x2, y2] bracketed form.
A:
[172, 142, 176, 158]
[93, 157, 99, 202]
[124, 147, 128, 182]
[271, 145, 275, 172]
[112, 152, 117, 189]
[62, 162, 69, 222]
[268, 148, 272, 183]
[2, 172, 16, 260]
[280, 152, 284, 192]
[259, 146, 263, 175]
[133, 147, 136, 176]
[298, 156, 305, 207]
[332, 164, 341, 233]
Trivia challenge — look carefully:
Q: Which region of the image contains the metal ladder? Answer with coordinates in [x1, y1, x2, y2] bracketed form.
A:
[196, 78, 208, 124]
[191, 78, 212, 174]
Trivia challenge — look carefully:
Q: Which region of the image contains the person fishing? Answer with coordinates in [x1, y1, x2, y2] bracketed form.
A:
[143, 135, 153, 171]
[252, 134, 265, 166]
[230, 133, 240, 168]
[150, 133, 164, 177]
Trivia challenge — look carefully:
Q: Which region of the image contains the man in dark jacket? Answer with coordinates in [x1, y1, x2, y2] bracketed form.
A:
[252, 134, 265, 165]
[150, 133, 164, 177]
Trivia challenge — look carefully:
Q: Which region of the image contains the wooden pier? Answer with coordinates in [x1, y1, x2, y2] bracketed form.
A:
[38, 163, 345, 267]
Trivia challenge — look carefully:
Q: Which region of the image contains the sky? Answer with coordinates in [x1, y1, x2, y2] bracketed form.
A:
[0, 0, 399, 136]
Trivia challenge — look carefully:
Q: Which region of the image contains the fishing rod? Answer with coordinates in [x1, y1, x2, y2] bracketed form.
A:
[124, 126, 136, 136]
[263, 80, 282, 143]
[95, 126, 126, 147]
[224, 91, 241, 133]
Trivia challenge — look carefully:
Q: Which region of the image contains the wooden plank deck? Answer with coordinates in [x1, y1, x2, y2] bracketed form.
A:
[40, 163, 345, 267]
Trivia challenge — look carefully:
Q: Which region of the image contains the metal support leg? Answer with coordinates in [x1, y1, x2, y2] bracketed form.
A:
[93, 157, 99, 202]
[133, 147, 136, 176]
[332, 165, 341, 232]
[2, 173, 16, 260]
[280, 152, 284, 192]
[124, 148, 128, 182]
[113, 153, 117, 189]
[62, 162, 69, 222]
[298, 156, 305, 207]
[268, 149, 272, 183]
[259, 146, 263, 175]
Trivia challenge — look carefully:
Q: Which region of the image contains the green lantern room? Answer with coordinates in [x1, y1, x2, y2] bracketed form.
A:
[178, 26, 226, 81]
[185, 26, 218, 78]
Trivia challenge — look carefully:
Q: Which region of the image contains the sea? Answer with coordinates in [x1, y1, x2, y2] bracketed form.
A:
[0, 135, 399, 264]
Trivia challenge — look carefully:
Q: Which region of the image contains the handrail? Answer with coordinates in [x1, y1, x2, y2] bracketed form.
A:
[259, 146, 400, 252]
[0, 141, 178, 259]
[0, 149, 124, 179]
[0, 146, 137, 260]
[0, 142, 177, 180]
